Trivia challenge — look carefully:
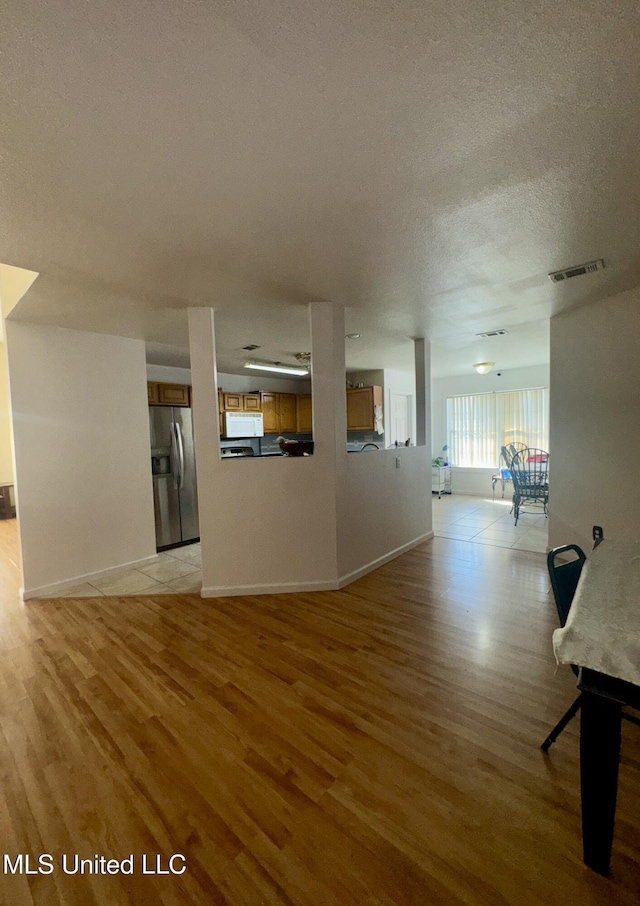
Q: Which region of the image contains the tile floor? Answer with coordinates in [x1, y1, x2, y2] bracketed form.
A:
[49, 542, 202, 597]
[432, 493, 548, 553]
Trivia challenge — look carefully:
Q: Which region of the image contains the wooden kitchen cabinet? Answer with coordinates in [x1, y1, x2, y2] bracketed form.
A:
[296, 394, 312, 433]
[148, 382, 191, 407]
[346, 386, 383, 431]
[260, 393, 279, 433]
[222, 392, 261, 412]
[278, 394, 297, 434]
[259, 392, 298, 434]
[243, 393, 261, 411]
[157, 383, 190, 406]
[222, 392, 243, 411]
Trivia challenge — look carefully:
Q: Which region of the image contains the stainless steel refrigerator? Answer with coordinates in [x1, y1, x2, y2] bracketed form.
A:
[149, 406, 199, 550]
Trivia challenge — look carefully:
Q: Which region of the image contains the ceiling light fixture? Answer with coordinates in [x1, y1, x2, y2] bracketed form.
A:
[346, 333, 361, 339]
[473, 362, 495, 375]
[244, 362, 309, 376]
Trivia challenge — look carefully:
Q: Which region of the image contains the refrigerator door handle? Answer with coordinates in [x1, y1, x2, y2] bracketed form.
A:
[175, 421, 185, 491]
[170, 422, 180, 490]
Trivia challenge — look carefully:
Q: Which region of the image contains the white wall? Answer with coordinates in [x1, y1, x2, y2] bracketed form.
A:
[549, 288, 640, 550]
[384, 367, 417, 446]
[349, 369, 384, 387]
[146, 364, 192, 384]
[7, 323, 156, 597]
[0, 264, 39, 484]
[337, 346, 431, 580]
[431, 364, 550, 496]
[337, 446, 432, 581]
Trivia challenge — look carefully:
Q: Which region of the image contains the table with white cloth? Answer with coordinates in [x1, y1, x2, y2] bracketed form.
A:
[553, 539, 640, 875]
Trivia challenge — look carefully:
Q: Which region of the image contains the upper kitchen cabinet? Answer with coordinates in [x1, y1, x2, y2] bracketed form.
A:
[158, 383, 190, 407]
[296, 394, 312, 433]
[222, 392, 261, 412]
[260, 392, 278, 433]
[278, 394, 297, 434]
[260, 392, 298, 434]
[347, 386, 383, 431]
[148, 382, 190, 407]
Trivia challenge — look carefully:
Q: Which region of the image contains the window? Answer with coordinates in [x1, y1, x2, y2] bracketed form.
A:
[446, 388, 549, 467]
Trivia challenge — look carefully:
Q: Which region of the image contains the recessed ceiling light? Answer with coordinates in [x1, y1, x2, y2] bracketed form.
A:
[345, 333, 361, 339]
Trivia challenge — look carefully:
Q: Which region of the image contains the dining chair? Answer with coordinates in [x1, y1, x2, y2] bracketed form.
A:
[541, 544, 586, 752]
[507, 441, 527, 460]
[491, 447, 513, 500]
[510, 447, 549, 525]
[542, 532, 640, 752]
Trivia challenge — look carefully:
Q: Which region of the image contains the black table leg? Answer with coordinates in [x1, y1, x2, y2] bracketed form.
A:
[580, 690, 622, 875]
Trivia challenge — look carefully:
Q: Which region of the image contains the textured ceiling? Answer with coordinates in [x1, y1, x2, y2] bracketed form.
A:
[2, 0, 640, 377]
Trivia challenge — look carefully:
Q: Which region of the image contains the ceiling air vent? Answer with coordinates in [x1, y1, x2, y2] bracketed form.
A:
[548, 259, 604, 283]
[241, 344, 261, 351]
[476, 329, 508, 338]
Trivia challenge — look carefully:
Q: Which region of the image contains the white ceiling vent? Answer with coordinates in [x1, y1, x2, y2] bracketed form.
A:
[548, 259, 605, 283]
[476, 329, 508, 338]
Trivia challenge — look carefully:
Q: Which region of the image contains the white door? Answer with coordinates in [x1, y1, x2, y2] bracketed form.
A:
[389, 393, 411, 446]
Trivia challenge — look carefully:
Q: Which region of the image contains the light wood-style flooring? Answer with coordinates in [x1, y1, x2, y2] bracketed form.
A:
[1, 522, 639, 904]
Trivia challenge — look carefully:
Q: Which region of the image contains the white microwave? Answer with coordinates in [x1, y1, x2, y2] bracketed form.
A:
[224, 411, 264, 438]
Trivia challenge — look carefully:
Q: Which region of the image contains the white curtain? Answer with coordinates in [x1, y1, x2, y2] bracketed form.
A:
[446, 393, 496, 467]
[498, 389, 549, 453]
[447, 388, 549, 467]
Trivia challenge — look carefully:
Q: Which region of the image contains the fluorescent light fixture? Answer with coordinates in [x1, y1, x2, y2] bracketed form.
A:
[473, 361, 495, 375]
[244, 362, 309, 376]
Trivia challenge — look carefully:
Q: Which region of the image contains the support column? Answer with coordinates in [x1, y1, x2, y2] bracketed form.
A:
[187, 307, 219, 593]
[309, 302, 347, 466]
[414, 338, 430, 448]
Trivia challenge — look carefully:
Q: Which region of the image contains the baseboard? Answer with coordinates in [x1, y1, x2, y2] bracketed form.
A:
[201, 578, 339, 598]
[201, 532, 435, 599]
[22, 554, 160, 601]
[448, 490, 498, 498]
[337, 531, 434, 588]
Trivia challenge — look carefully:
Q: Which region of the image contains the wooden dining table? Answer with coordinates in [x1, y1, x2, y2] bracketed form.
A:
[553, 539, 640, 875]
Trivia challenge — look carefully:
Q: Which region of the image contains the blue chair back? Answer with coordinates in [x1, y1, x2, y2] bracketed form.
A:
[547, 544, 586, 628]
